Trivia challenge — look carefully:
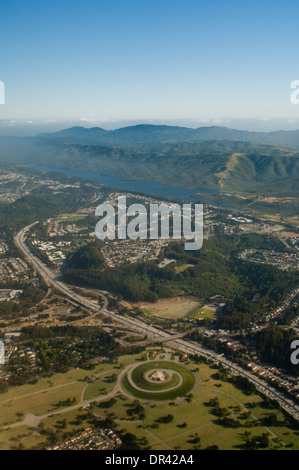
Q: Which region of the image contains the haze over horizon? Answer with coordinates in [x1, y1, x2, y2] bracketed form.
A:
[1, 117, 299, 137]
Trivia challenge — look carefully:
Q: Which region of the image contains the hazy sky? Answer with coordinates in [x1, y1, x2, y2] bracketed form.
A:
[1, 0, 299, 121]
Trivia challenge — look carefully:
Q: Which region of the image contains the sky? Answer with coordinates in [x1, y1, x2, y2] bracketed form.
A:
[0, 0, 299, 125]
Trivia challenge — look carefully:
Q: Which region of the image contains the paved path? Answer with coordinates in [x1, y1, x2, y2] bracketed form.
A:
[126, 366, 184, 394]
[0, 381, 79, 406]
[79, 369, 115, 402]
[165, 423, 213, 444]
[202, 386, 284, 444]
[0, 363, 288, 448]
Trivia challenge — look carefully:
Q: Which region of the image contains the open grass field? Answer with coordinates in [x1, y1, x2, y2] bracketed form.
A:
[114, 419, 164, 449]
[0, 381, 85, 428]
[113, 366, 299, 450]
[0, 425, 45, 450]
[0, 363, 116, 403]
[136, 296, 202, 319]
[189, 305, 216, 320]
[83, 381, 109, 401]
[0, 352, 298, 450]
[59, 214, 87, 222]
[83, 371, 118, 400]
[174, 264, 193, 273]
[166, 422, 270, 450]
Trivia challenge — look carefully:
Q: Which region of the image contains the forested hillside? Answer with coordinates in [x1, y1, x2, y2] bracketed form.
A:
[0, 136, 298, 197]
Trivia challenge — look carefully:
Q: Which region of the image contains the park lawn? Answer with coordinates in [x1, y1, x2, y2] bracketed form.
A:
[84, 381, 109, 401]
[137, 360, 298, 449]
[203, 382, 263, 407]
[150, 443, 174, 450]
[0, 357, 136, 429]
[245, 403, 299, 450]
[99, 396, 130, 421]
[116, 353, 147, 367]
[41, 407, 91, 435]
[0, 381, 85, 427]
[265, 425, 299, 450]
[98, 395, 154, 422]
[0, 425, 45, 451]
[142, 387, 241, 441]
[115, 419, 163, 450]
[0, 363, 115, 403]
[1, 352, 298, 450]
[167, 422, 272, 451]
[115, 357, 280, 443]
[83, 371, 119, 400]
[193, 362, 264, 406]
[248, 403, 287, 421]
[16, 430, 46, 450]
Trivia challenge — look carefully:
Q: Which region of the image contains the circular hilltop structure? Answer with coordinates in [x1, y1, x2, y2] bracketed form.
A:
[121, 361, 197, 401]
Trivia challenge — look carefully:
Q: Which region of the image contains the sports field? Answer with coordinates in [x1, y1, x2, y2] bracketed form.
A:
[189, 305, 216, 320]
[59, 214, 87, 222]
[137, 296, 202, 319]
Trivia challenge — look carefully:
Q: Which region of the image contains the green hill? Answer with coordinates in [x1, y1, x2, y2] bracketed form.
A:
[0, 125, 299, 198]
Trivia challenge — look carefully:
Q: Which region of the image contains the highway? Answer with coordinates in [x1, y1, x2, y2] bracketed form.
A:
[15, 223, 299, 422]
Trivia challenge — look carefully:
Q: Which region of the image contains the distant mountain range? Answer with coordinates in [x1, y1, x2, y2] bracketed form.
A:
[39, 124, 299, 147]
[0, 124, 299, 197]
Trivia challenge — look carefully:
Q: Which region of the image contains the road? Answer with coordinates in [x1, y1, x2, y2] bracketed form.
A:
[14, 223, 299, 422]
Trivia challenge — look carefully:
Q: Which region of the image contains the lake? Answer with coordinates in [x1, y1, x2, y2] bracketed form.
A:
[33, 165, 233, 208]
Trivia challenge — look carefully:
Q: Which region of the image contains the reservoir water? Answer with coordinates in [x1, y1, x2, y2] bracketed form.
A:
[32, 165, 232, 208]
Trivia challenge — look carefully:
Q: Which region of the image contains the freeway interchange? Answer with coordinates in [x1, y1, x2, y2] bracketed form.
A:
[14, 223, 299, 422]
